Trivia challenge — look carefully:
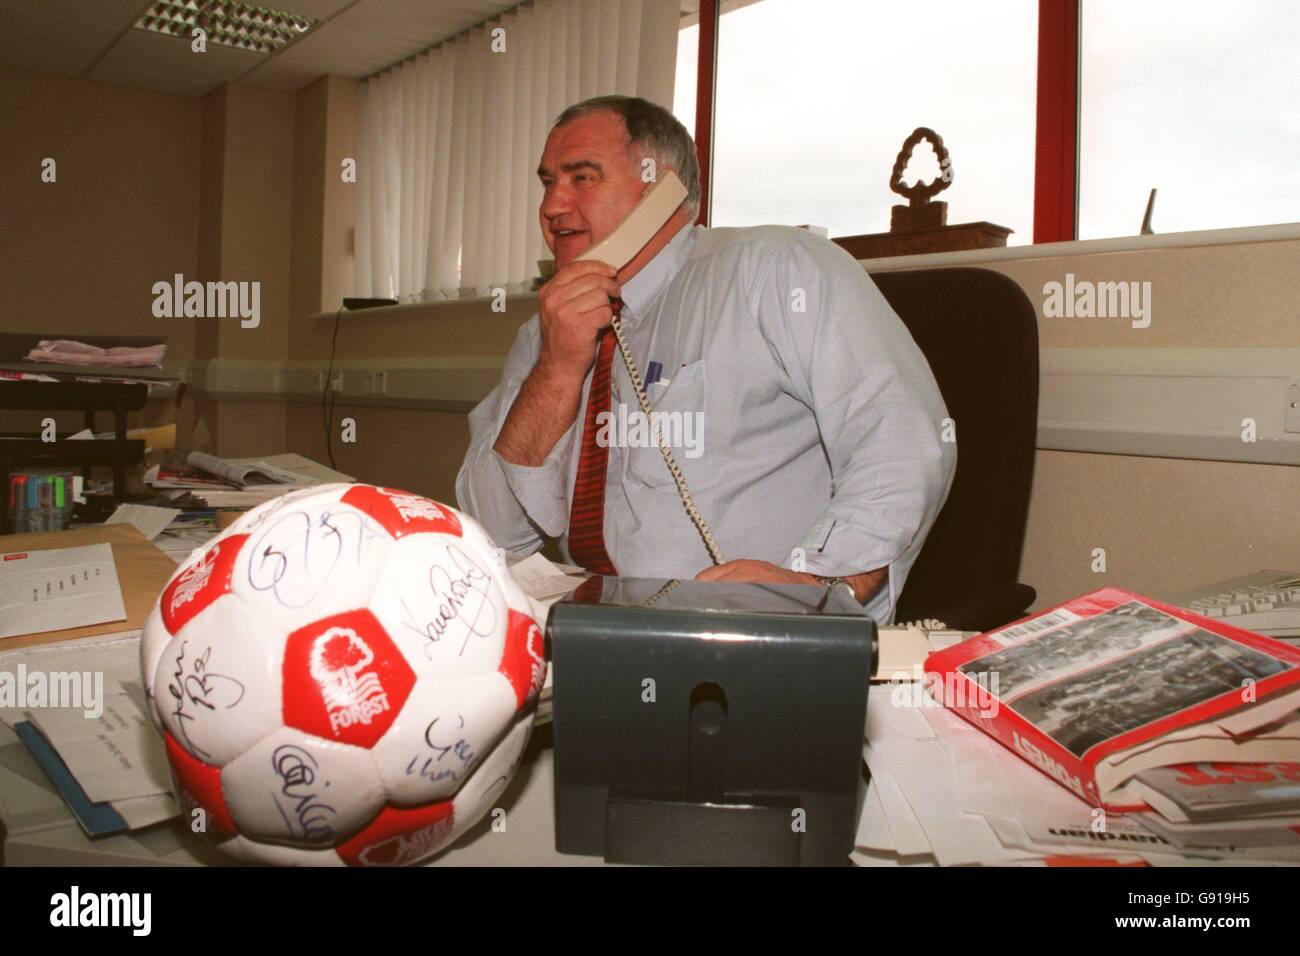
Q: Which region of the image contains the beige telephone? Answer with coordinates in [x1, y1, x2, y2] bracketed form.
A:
[575, 171, 725, 566]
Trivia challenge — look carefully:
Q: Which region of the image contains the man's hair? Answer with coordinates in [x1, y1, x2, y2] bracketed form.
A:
[552, 95, 701, 216]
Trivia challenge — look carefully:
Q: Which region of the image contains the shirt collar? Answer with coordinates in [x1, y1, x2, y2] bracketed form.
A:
[617, 222, 696, 324]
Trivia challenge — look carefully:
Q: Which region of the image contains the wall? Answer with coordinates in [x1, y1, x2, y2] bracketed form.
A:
[195, 82, 297, 457]
[855, 230, 1300, 609]
[0, 67, 201, 352]
[0, 67, 201, 447]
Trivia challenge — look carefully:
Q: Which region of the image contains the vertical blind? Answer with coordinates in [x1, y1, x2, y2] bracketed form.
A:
[355, 0, 680, 302]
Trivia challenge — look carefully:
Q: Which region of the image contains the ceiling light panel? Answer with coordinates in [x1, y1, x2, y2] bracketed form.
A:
[135, 1, 318, 55]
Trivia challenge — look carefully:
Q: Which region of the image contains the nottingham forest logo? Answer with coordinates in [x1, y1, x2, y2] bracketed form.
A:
[309, 627, 392, 733]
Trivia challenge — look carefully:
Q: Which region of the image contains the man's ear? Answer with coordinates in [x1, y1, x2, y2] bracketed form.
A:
[637, 155, 666, 185]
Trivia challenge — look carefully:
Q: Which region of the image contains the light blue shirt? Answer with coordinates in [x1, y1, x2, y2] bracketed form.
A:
[456, 223, 956, 623]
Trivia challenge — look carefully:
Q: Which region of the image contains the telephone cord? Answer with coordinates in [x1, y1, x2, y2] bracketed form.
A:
[609, 310, 726, 566]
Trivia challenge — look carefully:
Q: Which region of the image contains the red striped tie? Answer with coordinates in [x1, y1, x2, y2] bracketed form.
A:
[568, 315, 620, 576]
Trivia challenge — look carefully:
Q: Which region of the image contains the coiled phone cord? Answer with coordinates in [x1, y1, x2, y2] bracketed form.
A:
[609, 312, 953, 628]
[609, 309, 726, 567]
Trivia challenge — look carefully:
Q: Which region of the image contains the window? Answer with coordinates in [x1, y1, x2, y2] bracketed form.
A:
[1078, 0, 1300, 238]
[673, 0, 1038, 244]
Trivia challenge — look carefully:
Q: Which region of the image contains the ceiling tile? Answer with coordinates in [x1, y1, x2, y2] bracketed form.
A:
[0, 41, 90, 76]
[248, 20, 423, 78]
[238, 54, 326, 92]
[0, 0, 522, 95]
[332, 0, 513, 45]
[0, 3, 127, 74]
[0, 0, 152, 28]
[94, 26, 265, 83]
[268, 0, 357, 19]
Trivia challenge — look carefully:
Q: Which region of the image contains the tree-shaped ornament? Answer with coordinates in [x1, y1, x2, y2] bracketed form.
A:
[889, 127, 953, 233]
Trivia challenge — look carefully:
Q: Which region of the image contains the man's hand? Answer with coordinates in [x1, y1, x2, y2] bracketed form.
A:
[535, 260, 621, 382]
[695, 559, 887, 604]
[494, 261, 621, 467]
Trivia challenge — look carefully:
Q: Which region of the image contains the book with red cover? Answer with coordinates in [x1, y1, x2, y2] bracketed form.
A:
[923, 587, 1300, 812]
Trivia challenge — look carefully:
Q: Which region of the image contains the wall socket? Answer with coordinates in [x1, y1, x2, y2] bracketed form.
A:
[371, 371, 388, 395]
[1286, 377, 1300, 434]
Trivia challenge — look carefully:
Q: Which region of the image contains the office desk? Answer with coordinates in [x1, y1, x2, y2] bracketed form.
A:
[0, 720, 609, 867]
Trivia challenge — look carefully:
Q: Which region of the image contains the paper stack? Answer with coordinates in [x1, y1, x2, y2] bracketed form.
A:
[1127, 755, 1300, 854]
[146, 452, 353, 508]
[857, 689, 1300, 866]
[1, 634, 177, 836]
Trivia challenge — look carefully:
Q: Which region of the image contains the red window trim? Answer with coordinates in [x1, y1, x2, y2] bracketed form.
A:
[693, 0, 719, 226]
[1034, 0, 1080, 243]
[693, 0, 1081, 243]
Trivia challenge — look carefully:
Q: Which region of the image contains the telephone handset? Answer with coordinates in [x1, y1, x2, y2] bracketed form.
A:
[575, 172, 725, 566]
[576, 171, 688, 273]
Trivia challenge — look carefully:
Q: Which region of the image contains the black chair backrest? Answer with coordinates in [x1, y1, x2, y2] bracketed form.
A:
[869, 267, 1039, 625]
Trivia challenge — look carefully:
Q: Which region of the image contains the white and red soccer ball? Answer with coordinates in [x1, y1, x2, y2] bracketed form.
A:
[139, 484, 545, 866]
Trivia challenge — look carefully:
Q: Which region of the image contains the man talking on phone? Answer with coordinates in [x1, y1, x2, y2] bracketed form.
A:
[456, 95, 955, 624]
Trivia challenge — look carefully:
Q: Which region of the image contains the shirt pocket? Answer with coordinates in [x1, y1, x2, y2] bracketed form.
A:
[621, 358, 713, 491]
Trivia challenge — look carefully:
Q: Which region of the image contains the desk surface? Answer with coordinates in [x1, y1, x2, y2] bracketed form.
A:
[0, 720, 610, 867]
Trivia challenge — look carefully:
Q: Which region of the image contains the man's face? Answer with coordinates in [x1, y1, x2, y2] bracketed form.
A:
[537, 111, 648, 268]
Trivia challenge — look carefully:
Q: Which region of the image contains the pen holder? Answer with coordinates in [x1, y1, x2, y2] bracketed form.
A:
[7, 468, 78, 533]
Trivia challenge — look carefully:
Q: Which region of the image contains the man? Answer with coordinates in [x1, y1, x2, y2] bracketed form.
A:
[456, 95, 955, 623]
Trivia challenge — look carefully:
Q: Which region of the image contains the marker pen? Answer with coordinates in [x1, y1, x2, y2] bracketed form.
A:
[40, 476, 54, 532]
[8, 475, 26, 532]
[53, 476, 66, 531]
[26, 477, 40, 532]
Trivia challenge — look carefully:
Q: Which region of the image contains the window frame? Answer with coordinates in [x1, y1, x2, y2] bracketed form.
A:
[690, 0, 1081, 242]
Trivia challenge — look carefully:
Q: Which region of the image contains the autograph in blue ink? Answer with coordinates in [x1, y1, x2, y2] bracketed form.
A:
[270, 744, 338, 842]
[247, 509, 385, 608]
[165, 640, 247, 761]
[399, 542, 499, 658]
[404, 714, 479, 785]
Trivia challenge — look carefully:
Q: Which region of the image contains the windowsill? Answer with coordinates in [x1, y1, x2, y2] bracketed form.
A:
[308, 291, 538, 323]
[849, 221, 1300, 272]
[312, 221, 1300, 321]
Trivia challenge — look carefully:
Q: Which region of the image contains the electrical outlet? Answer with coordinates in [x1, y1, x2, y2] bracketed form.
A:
[371, 371, 388, 395]
[1286, 377, 1300, 434]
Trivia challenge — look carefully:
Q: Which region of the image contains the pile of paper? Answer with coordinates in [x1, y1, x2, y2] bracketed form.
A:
[857, 688, 1300, 866]
[0, 634, 177, 835]
[147, 452, 353, 508]
[1127, 750, 1300, 855]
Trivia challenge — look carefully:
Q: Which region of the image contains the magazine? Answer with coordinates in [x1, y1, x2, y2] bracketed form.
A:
[146, 452, 316, 490]
[1129, 760, 1300, 823]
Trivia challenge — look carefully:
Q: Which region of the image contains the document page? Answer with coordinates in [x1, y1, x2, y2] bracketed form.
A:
[0, 543, 126, 640]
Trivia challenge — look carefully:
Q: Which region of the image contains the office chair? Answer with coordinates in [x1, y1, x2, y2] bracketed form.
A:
[869, 267, 1038, 632]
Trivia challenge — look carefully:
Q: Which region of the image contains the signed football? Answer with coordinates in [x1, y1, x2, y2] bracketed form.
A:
[139, 484, 544, 866]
